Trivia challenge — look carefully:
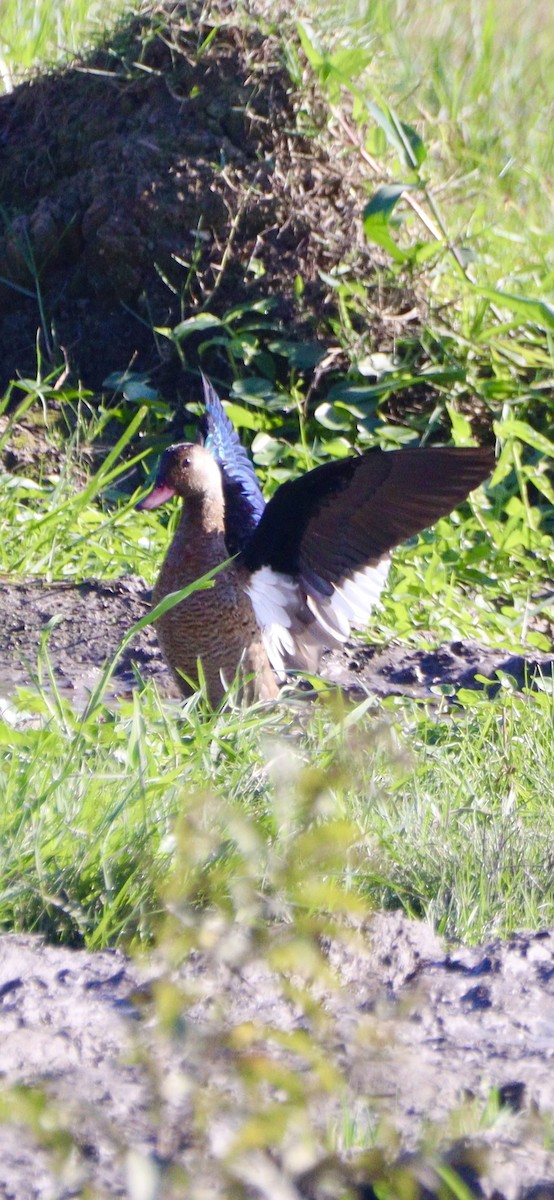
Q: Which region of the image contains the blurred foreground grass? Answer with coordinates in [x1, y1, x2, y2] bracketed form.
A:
[1, 650, 553, 947]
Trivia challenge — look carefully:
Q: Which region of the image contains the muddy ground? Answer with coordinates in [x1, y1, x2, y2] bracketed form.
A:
[1, 574, 553, 709]
[2, 914, 554, 1198]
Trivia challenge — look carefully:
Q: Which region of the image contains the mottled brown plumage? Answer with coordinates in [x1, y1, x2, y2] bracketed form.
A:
[145, 444, 278, 705]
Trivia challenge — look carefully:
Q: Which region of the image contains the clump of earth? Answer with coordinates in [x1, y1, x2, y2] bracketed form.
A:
[0, 0, 401, 399]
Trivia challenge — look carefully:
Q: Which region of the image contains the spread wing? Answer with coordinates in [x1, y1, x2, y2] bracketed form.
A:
[242, 445, 493, 675]
[198, 374, 265, 554]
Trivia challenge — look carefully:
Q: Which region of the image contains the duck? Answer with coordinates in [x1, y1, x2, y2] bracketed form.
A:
[137, 374, 494, 705]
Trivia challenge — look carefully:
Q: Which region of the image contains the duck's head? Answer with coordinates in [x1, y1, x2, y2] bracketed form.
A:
[137, 443, 222, 509]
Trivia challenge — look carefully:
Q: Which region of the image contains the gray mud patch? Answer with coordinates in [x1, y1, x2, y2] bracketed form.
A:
[0, 574, 552, 706]
[1, 915, 554, 1197]
[0, 574, 172, 706]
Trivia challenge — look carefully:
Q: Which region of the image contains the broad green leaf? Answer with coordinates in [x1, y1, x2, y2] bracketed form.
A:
[363, 183, 409, 220]
[314, 402, 351, 431]
[362, 184, 415, 261]
[251, 432, 284, 465]
[0, 474, 45, 492]
[268, 340, 327, 369]
[230, 377, 283, 407]
[220, 403, 273, 432]
[222, 298, 275, 321]
[328, 45, 374, 79]
[410, 240, 443, 264]
[476, 287, 554, 331]
[365, 101, 426, 169]
[362, 212, 407, 262]
[494, 418, 554, 456]
[527, 630, 551, 652]
[296, 23, 372, 91]
[327, 368, 464, 405]
[366, 100, 404, 154]
[317, 437, 351, 458]
[121, 381, 159, 403]
[400, 120, 427, 168]
[357, 352, 397, 377]
[296, 22, 325, 70]
[171, 313, 222, 338]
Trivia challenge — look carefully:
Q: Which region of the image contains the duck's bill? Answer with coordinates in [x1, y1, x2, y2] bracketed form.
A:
[136, 484, 176, 510]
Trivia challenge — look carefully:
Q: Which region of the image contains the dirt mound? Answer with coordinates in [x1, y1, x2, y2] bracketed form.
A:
[0, 2, 389, 396]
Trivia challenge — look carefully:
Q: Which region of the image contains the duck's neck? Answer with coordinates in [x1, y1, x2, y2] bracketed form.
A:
[181, 491, 225, 538]
[160, 491, 227, 581]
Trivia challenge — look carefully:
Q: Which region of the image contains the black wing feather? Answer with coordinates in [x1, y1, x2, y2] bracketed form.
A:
[242, 446, 493, 583]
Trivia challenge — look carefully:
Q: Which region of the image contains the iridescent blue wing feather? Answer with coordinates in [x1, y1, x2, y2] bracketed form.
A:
[199, 373, 266, 554]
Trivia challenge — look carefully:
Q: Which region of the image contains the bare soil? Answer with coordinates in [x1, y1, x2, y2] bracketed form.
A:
[1, 574, 552, 707]
[1, 914, 554, 1198]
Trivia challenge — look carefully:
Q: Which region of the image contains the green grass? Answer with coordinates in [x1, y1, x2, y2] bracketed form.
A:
[0, 0, 130, 86]
[353, 682, 554, 938]
[1, 653, 553, 948]
[305, 0, 554, 286]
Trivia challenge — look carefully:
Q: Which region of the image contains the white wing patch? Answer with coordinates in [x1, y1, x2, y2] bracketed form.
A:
[304, 558, 391, 642]
[246, 558, 391, 679]
[245, 567, 298, 675]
